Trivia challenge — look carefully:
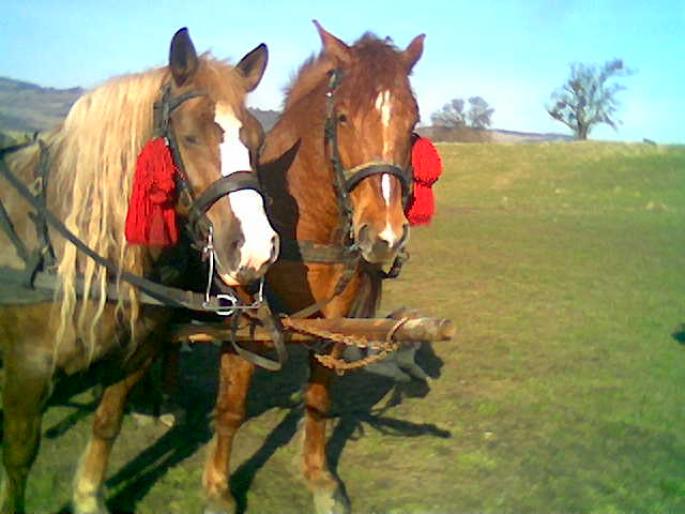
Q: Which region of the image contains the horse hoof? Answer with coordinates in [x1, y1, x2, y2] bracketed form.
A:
[73, 501, 110, 514]
[72, 490, 109, 514]
[313, 487, 350, 514]
[202, 496, 237, 514]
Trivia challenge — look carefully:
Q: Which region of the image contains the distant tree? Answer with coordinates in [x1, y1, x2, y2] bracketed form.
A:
[547, 59, 632, 140]
[431, 98, 466, 128]
[431, 96, 494, 129]
[466, 96, 494, 129]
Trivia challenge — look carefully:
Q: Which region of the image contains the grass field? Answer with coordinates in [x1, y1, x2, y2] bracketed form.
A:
[4, 141, 685, 513]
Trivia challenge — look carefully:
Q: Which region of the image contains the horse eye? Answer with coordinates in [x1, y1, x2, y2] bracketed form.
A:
[338, 113, 348, 124]
[184, 134, 199, 145]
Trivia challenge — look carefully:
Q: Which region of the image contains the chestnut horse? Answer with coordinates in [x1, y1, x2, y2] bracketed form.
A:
[0, 29, 277, 514]
[202, 22, 424, 514]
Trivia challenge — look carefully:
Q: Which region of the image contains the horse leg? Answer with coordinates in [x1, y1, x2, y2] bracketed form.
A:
[202, 348, 254, 514]
[302, 356, 350, 514]
[0, 346, 54, 514]
[71, 356, 155, 514]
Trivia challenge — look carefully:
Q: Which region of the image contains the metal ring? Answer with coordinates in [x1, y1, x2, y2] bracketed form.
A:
[215, 293, 238, 316]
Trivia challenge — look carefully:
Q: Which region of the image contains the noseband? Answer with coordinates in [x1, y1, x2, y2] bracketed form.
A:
[324, 69, 412, 243]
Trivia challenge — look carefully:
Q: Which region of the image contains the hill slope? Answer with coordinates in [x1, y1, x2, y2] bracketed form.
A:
[0, 77, 83, 132]
[0, 76, 280, 134]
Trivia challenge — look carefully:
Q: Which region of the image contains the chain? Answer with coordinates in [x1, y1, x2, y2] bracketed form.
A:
[283, 317, 409, 374]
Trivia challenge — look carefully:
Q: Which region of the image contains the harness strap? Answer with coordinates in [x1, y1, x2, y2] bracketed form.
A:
[0, 193, 29, 263]
[228, 302, 288, 371]
[29, 140, 56, 269]
[279, 239, 351, 263]
[289, 251, 361, 319]
[0, 155, 229, 313]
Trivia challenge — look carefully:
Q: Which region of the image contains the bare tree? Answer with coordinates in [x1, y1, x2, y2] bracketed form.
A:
[431, 98, 466, 128]
[466, 96, 494, 129]
[547, 59, 632, 140]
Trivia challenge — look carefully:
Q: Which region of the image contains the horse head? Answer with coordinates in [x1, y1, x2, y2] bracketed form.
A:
[314, 22, 424, 264]
[166, 29, 278, 285]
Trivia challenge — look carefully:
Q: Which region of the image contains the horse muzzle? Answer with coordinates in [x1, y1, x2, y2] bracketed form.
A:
[357, 222, 408, 264]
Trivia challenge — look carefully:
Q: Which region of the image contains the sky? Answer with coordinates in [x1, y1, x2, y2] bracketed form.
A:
[1, 0, 683, 143]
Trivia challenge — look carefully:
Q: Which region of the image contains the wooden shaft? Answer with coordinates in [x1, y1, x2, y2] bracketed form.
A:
[172, 316, 454, 345]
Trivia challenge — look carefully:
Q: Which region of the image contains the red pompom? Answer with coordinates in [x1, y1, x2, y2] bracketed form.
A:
[406, 183, 435, 226]
[125, 137, 179, 246]
[405, 134, 442, 226]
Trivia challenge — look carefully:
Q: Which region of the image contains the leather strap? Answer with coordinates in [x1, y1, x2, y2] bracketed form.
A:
[0, 156, 228, 313]
[188, 171, 262, 230]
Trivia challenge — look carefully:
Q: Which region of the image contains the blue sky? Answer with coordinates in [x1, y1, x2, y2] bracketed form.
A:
[1, 0, 683, 143]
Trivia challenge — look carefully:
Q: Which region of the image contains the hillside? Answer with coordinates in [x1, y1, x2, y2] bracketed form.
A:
[0, 77, 83, 132]
[0, 76, 280, 134]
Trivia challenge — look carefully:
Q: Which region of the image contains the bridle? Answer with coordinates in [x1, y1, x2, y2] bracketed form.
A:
[324, 69, 412, 244]
[153, 83, 262, 252]
[0, 82, 266, 315]
[277, 69, 412, 319]
[0, 81, 288, 370]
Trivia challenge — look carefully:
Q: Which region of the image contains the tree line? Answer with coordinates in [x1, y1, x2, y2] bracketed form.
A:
[431, 59, 632, 141]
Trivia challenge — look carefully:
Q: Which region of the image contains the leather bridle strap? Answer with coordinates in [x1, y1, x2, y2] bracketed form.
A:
[187, 171, 262, 233]
[343, 162, 411, 205]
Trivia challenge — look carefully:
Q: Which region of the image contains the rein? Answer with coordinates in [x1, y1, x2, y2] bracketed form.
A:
[278, 69, 411, 319]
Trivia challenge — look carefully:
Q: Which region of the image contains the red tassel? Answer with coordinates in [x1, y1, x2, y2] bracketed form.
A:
[406, 183, 435, 226]
[406, 134, 442, 226]
[125, 137, 179, 246]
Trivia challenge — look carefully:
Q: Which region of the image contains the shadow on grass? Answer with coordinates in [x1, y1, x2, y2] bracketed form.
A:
[230, 342, 450, 514]
[44, 341, 447, 514]
[671, 323, 685, 345]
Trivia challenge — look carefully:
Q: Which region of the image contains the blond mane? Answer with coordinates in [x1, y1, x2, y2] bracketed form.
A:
[27, 55, 249, 354]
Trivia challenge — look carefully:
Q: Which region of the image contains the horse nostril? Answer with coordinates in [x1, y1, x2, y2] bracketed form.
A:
[399, 223, 410, 246]
[229, 237, 243, 255]
[357, 224, 370, 243]
[270, 234, 280, 261]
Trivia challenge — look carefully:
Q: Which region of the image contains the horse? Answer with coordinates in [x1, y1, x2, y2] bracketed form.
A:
[201, 21, 425, 514]
[0, 28, 278, 514]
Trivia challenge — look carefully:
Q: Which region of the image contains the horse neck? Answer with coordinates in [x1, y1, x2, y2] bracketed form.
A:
[261, 86, 343, 244]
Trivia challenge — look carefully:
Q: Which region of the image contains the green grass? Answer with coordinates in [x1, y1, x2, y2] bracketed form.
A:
[376, 141, 685, 513]
[4, 141, 685, 513]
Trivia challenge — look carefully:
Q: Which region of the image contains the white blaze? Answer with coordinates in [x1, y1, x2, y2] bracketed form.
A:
[375, 91, 394, 206]
[381, 173, 392, 205]
[215, 104, 277, 277]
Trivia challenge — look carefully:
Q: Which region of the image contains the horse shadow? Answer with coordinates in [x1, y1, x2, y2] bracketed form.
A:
[671, 323, 685, 345]
[229, 342, 448, 514]
[81, 342, 445, 513]
[0, 332, 446, 514]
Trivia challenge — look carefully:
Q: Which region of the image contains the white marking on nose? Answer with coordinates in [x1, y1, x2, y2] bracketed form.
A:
[214, 103, 277, 274]
[378, 221, 400, 248]
[381, 173, 392, 206]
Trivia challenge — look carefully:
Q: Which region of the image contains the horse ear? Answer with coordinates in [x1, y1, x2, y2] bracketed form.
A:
[403, 34, 425, 72]
[313, 20, 352, 65]
[169, 27, 199, 87]
[236, 43, 268, 92]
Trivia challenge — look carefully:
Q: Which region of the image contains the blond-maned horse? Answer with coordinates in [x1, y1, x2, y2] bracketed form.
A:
[0, 28, 277, 514]
[201, 22, 424, 514]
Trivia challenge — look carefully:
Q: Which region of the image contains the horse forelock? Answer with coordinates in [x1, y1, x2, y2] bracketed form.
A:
[284, 35, 415, 115]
